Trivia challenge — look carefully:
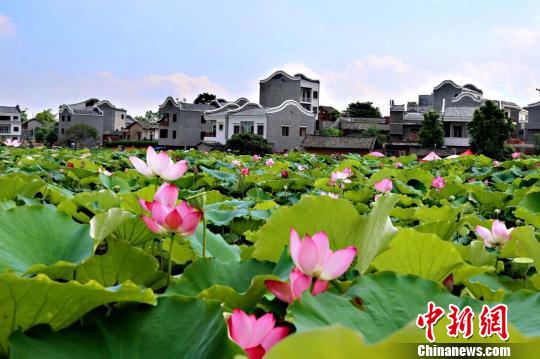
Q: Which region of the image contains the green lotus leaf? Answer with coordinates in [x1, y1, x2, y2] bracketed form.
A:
[0, 174, 45, 201]
[0, 272, 156, 355]
[519, 192, 540, 213]
[90, 208, 134, 243]
[186, 224, 241, 261]
[165, 258, 276, 310]
[0, 205, 94, 275]
[30, 238, 166, 289]
[515, 208, 540, 229]
[9, 296, 241, 359]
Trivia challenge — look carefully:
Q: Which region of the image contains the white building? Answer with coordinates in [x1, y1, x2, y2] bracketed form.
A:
[0, 106, 22, 142]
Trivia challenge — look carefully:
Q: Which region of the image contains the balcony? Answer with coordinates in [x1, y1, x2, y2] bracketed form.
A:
[300, 97, 312, 103]
[444, 137, 470, 147]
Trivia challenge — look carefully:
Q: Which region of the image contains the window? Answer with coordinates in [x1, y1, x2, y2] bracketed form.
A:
[160, 129, 168, 138]
[13, 126, 19, 132]
[452, 126, 463, 138]
[240, 121, 254, 134]
[312, 107, 318, 114]
[301, 87, 311, 102]
[172, 130, 177, 139]
[68, 116, 71, 122]
[61, 116, 65, 122]
[161, 113, 169, 126]
[218, 123, 224, 131]
[13, 116, 18, 120]
[201, 115, 206, 124]
[281, 125, 290, 136]
[0, 126, 9, 133]
[299, 126, 307, 137]
[121, 114, 125, 119]
[313, 91, 318, 99]
[233, 125, 240, 134]
[61, 128, 65, 134]
[200, 131, 205, 140]
[0, 116, 9, 121]
[173, 114, 177, 122]
[301, 103, 311, 111]
[257, 124, 264, 136]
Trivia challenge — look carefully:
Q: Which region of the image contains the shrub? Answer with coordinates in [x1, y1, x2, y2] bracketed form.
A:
[320, 128, 342, 137]
[61, 124, 99, 145]
[225, 133, 272, 155]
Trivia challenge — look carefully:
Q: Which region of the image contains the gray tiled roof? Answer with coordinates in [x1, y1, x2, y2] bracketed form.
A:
[408, 147, 457, 157]
[340, 122, 389, 132]
[72, 108, 102, 115]
[403, 112, 425, 121]
[231, 108, 268, 116]
[0, 106, 20, 114]
[301, 135, 376, 150]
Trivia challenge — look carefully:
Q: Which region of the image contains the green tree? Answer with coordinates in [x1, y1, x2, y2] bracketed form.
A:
[329, 109, 341, 121]
[61, 124, 98, 145]
[362, 125, 388, 146]
[467, 100, 514, 160]
[134, 110, 159, 124]
[534, 133, 540, 155]
[225, 133, 272, 155]
[194, 92, 217, 105]
[35, 109, 56, 124]
[320, 128, 342, 137]
[20, 108, 28, 122]
[345, 102, 381, 118]
[44, 125, 58, 145]
[419, 111, 444, 148]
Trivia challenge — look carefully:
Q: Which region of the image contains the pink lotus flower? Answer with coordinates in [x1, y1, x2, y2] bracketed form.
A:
[297, 164, 306, 171]
[252, 154, 261, 162]
[432, 176, 445, 189]
[265, 268, 328, 304]
[374, 179, 393, 193]
[98, 168, 112, 176]
[330, 168, 352, 186]
[368, 151, 385, 157]
[320, 191, 339, 199]
[395, 162, 403, 169]
[265, 158, 275, 167]
[241, 167, 250, 176]
[476, 220, 514, 249]
[139, 183, 201, 236]
[493, 160, 501, 167]
[227, 310, 289, 359]
[129, 146, 188, 181]
[4, 138, 21, 147]
[290, 229, 356, 281]
[232, 159, 242, 167]
[511, 152, 521, 159]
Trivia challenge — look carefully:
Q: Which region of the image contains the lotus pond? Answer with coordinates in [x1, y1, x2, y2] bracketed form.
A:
[0, 147, 540, 358]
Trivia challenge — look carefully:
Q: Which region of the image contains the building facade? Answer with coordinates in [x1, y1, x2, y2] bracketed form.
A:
[58, 98, 127, 143]
[203, 100, 316, 152]
[21, 118, 44, 141]
[156, 97, 215, 148]
[389, 80, 526, 149]
[259, 71, 320, 120]
[0, 106, 22, 142]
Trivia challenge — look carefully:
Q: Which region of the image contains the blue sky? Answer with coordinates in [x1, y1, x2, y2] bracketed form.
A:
[1, 0, 540, 116]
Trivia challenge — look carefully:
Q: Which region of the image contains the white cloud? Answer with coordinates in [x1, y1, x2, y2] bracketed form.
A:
[143, 72, 229, 100]
[0, 14, 16, 37]
[493, 26, 540, 47]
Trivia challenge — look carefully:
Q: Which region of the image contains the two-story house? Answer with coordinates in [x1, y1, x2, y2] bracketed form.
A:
[259, 70, 320, 120]
[0, 106, 22, 142]
[58, 98, 127, 144]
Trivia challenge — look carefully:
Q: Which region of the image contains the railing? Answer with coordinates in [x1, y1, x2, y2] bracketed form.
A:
[301, 97, 311, 103]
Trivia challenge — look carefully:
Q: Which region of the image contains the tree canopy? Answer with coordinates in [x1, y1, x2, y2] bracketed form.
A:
[134, 111, 159, 124]
[345, 102, 381, 118]
[467, 100, 514, 160]
[35, 109, 56, 124]
[194, 93, 217, 105]
[62, 124, 98, 145]
[419, 111, 444, 148]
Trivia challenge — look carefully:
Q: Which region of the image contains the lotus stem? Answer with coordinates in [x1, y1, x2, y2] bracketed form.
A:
[202, 214, 207, 258]
[166, 233, 175, 286]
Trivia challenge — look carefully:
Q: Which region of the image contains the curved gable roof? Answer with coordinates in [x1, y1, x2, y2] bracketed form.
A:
[433, 80, 461, 91]
[259, 70, 319, 84]
[267, 100, 315, 116]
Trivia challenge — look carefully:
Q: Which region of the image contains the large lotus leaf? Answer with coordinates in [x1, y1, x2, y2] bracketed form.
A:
[165, 258, 276, 310]
[372, 228, 466, 282]
[515, 208, 540, 229]
[186, 224, 241, 262]
[251, 195, 397, 269]
[454, 240, 498, 267]
[288, 273, 458, 344]
[72, 190, 120, 213]
[519, 191, 540, 213]
[90, 208, 134, 243]
[112, 216, 155, 245]
[0, 272, 156, 355]
[500, 226, 540, 269]
[0, 174, 45, 201]
[30, 238, 166, 289]
[469, 189, 506, 209]
[9, 296, 241, 359]
[204, 200, 253, 226]
[415, 205, 460, 222]
[502, 291, 540, 337]
[201, 166, 238, 186]
[267, 322, 540, 359]
[0, 205, 94, 274]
